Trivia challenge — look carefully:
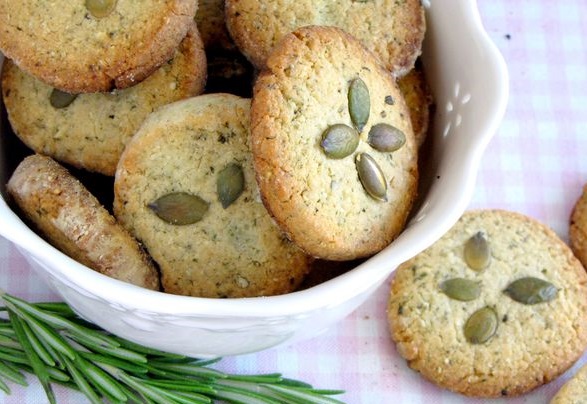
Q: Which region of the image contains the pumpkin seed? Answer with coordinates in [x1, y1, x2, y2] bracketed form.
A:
[503, 277, 558, 305]
[86, 0, 117, 18]
[217, 163, 245, 208]
[49, 89, 78, 109]
[320, 124, 359, 159]
[348, 77, 370, 132]
[439, 278, 481, 301]
[367, 123, 406, 152]
[464, 306, 498, 344]
[464, 232, 491, 271]
[355, 152, 387, 202]
[147, 192, 209, 225]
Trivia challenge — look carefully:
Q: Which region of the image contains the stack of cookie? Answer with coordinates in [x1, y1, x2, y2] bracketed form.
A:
[1, 1, 433, 297]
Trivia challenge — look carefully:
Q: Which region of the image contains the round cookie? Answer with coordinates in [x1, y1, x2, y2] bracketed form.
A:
[0, 0, 197, 93]
[251, 26, 418, 261]
[225, 0, 425, 76]
[569, 183, 587, 269]
[1, 24, 206, 176]
[388, 209, 587, 397]
[114, 94, 312, 298]
[7, 154, 160, 290]
[551, 364, 587, 404]
[398, 63, 433, 149]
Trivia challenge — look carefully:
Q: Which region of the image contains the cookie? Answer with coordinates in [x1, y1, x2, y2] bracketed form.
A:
[0, 0, 197, 93]
[551, 364, 587, 404]
[113, 94, 312, 298]
[1, 24, 206, 176]
[251, 26, 418, 260]
[398, 62, 433, 148]
[388, 209, 587, 397]
[225, 0, 425, 76]
[7, 154, 160, 290]
[569, 184, 587, 269]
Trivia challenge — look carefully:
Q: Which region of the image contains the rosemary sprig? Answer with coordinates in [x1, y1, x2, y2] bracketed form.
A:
[0, 291, 345, 403]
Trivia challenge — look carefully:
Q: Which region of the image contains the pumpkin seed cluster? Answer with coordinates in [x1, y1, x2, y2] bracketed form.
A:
[147, 163, 245, 225]
[438, 231, 559, 344]
[320, 77, 406, 202]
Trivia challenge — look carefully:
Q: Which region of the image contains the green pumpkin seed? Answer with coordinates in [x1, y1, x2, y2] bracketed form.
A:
[217, 163, 245, 208]
[503, 277, 558, 305]
[439, 278, 481, 301]
[464, 306, 498, 344]
[49, 89, 78, 109]
[147, 192, 209, 225]
[348, 77, 370, 132]
[355, 152, 387, 202]
[86, 0, 117, 18]
[367, 123, 406, 152]
[464, 232, 491, 271]
[320, 124, 359, 159]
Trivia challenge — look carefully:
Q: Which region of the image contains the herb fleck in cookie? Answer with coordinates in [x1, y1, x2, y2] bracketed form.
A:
[7, 154, 160, 290]
[0, 0, 197, 93]
[226, 0, 425, 76]
[551, 364, 587, 404]
[114, 94, 311, 298]
[1, 24, 206, 176]
[251, 26, 418, 260]
[388, 209, 587, 397]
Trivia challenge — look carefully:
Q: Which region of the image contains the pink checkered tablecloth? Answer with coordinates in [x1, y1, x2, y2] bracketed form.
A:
[2, 1, 587, 403]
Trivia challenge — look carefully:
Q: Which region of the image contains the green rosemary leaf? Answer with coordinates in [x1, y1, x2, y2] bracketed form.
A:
[3, 295, 117, 349]
[115, 371, 176, 404]
[0, 375, 10, 394]
[0, 360, 27, 386]
[46, 366, 71, 383]
[158, 388, 212, 404]
[78, 356, 128, 402]
[142, 378, 216, 394]
[81, 351, 149, 374]
[277, 377, 313, 388]
[211, 383, 278, 404]
[17, 316, 56, 367]
[66, 332, 147, 364]
[227, 373, 284, 383]
[263, 384, 346, 404]
[0, 347, 29, 365]
[33, 302, 77, 317]
[0, 334, 21, 349]
[150, 361, 227, 379]
[60, 354, 104, 404]
[8, 310, 56, 404]
[113, 337, 187, 360]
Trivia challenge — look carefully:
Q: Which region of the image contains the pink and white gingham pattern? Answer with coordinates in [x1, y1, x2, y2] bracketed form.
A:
[2, 1, 587, 402]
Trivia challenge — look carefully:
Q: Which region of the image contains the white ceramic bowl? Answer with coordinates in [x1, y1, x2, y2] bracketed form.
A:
[0, 0, 508, 357]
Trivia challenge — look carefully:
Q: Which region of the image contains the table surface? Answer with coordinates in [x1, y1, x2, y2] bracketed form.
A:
[2, 1, 587, 403]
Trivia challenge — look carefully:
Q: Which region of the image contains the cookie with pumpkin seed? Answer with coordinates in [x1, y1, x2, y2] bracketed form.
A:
[0, 0, 197, 93]
[1, 24, 206, 176]
[251, 26, 418, 261]
[225, 0, 425, 76]
[7, 154, 160, 290]
[388, 209, 587, 397]
[114, 94, 312, 298]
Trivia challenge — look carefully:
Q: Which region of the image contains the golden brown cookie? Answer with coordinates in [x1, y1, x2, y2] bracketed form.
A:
[0, 0, 197, 93]
[398, 62, 433, 148]
[7, 154, 160, 290]
[569, 184, 587, 270]
[225, 0, 425, 76]
[1, 24, 206, 176]
[551, 364, 587, 404]
[251, 26, 418, 260]
[114, 94, 311, 298]
[388, 209, 587, 397]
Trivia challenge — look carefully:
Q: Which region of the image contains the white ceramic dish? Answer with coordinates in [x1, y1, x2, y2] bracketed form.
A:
[0, 0, 508, 357]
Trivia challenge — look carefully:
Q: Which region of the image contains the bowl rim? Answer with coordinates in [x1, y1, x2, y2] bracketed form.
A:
[0, 0, 509, 318]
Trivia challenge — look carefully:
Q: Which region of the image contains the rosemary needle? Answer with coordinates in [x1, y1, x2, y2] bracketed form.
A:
[0, 292, 346, 404]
